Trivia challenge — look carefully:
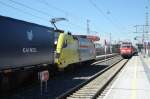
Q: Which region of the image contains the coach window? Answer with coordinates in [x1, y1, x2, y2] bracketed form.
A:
[63, 40, 67, 48]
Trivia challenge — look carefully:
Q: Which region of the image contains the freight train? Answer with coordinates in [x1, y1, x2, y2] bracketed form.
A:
[0, 15, 119, 91]
[0, 16, 99, 72]
[0, 15, 121, 73]
[0, 16, 99, 90]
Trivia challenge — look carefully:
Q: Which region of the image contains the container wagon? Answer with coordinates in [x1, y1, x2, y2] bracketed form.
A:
[0, 15, 55, 91]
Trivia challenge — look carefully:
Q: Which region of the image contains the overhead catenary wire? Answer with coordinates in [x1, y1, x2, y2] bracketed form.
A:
[37, 0, 69, 16]
[37, 0, 87, 23]
[89, 0, 122, 33]
[9, 0, 54, 17]
[1, 0, 103, 34]
[97, 1, 126, 31]
[8, 0, 101, 34]
[36, 0, 88, 32]
[0, 1, 48, 22]
[1, 0, 87, 32]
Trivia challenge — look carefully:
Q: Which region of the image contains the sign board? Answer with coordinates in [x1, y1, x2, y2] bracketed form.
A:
[39, 70, 49, 81]
[38, 70, 49, 95]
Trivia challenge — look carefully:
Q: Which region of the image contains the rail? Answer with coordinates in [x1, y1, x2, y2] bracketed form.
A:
[56, 57, 128, 99]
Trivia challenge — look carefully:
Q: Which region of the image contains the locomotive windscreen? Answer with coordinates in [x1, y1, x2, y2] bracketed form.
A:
[121, 42, 132, 48]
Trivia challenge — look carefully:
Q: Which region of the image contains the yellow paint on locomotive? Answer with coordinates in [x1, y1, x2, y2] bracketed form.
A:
[55, 33, 80, 69]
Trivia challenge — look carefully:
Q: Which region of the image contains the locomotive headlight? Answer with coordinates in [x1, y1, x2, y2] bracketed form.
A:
[126, 49, 131, 52]
[55, 41, 57, 45]
[121, 49, 126, 52]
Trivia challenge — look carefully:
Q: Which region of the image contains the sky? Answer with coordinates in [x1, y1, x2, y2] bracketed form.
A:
[0, 0, 149, 44]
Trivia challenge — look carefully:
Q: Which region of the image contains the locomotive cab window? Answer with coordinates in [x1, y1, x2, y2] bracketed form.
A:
[63, 40, 67, 48]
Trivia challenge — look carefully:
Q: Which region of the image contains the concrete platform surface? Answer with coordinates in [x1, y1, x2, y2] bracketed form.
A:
[102, 54, 150, 99]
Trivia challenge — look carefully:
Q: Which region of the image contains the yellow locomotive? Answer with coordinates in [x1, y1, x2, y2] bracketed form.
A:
[55, 31, 96, 70]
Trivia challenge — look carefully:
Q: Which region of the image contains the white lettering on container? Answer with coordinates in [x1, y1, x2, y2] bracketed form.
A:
[23, 48, 37, 53]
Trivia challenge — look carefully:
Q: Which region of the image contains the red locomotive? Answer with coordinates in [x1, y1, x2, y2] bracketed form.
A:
[120, 42, 136, 59]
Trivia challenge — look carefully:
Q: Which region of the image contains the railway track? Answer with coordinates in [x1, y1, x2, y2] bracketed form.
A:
[93, 54, 120, 65]
[1, 55, 122, 99]
[56, 58, 128, 99]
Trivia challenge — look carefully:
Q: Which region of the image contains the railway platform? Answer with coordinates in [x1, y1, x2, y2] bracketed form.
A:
[101, 54, 150, 99]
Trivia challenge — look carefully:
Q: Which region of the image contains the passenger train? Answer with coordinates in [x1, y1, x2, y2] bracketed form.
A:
[120, 42, 137, 59]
